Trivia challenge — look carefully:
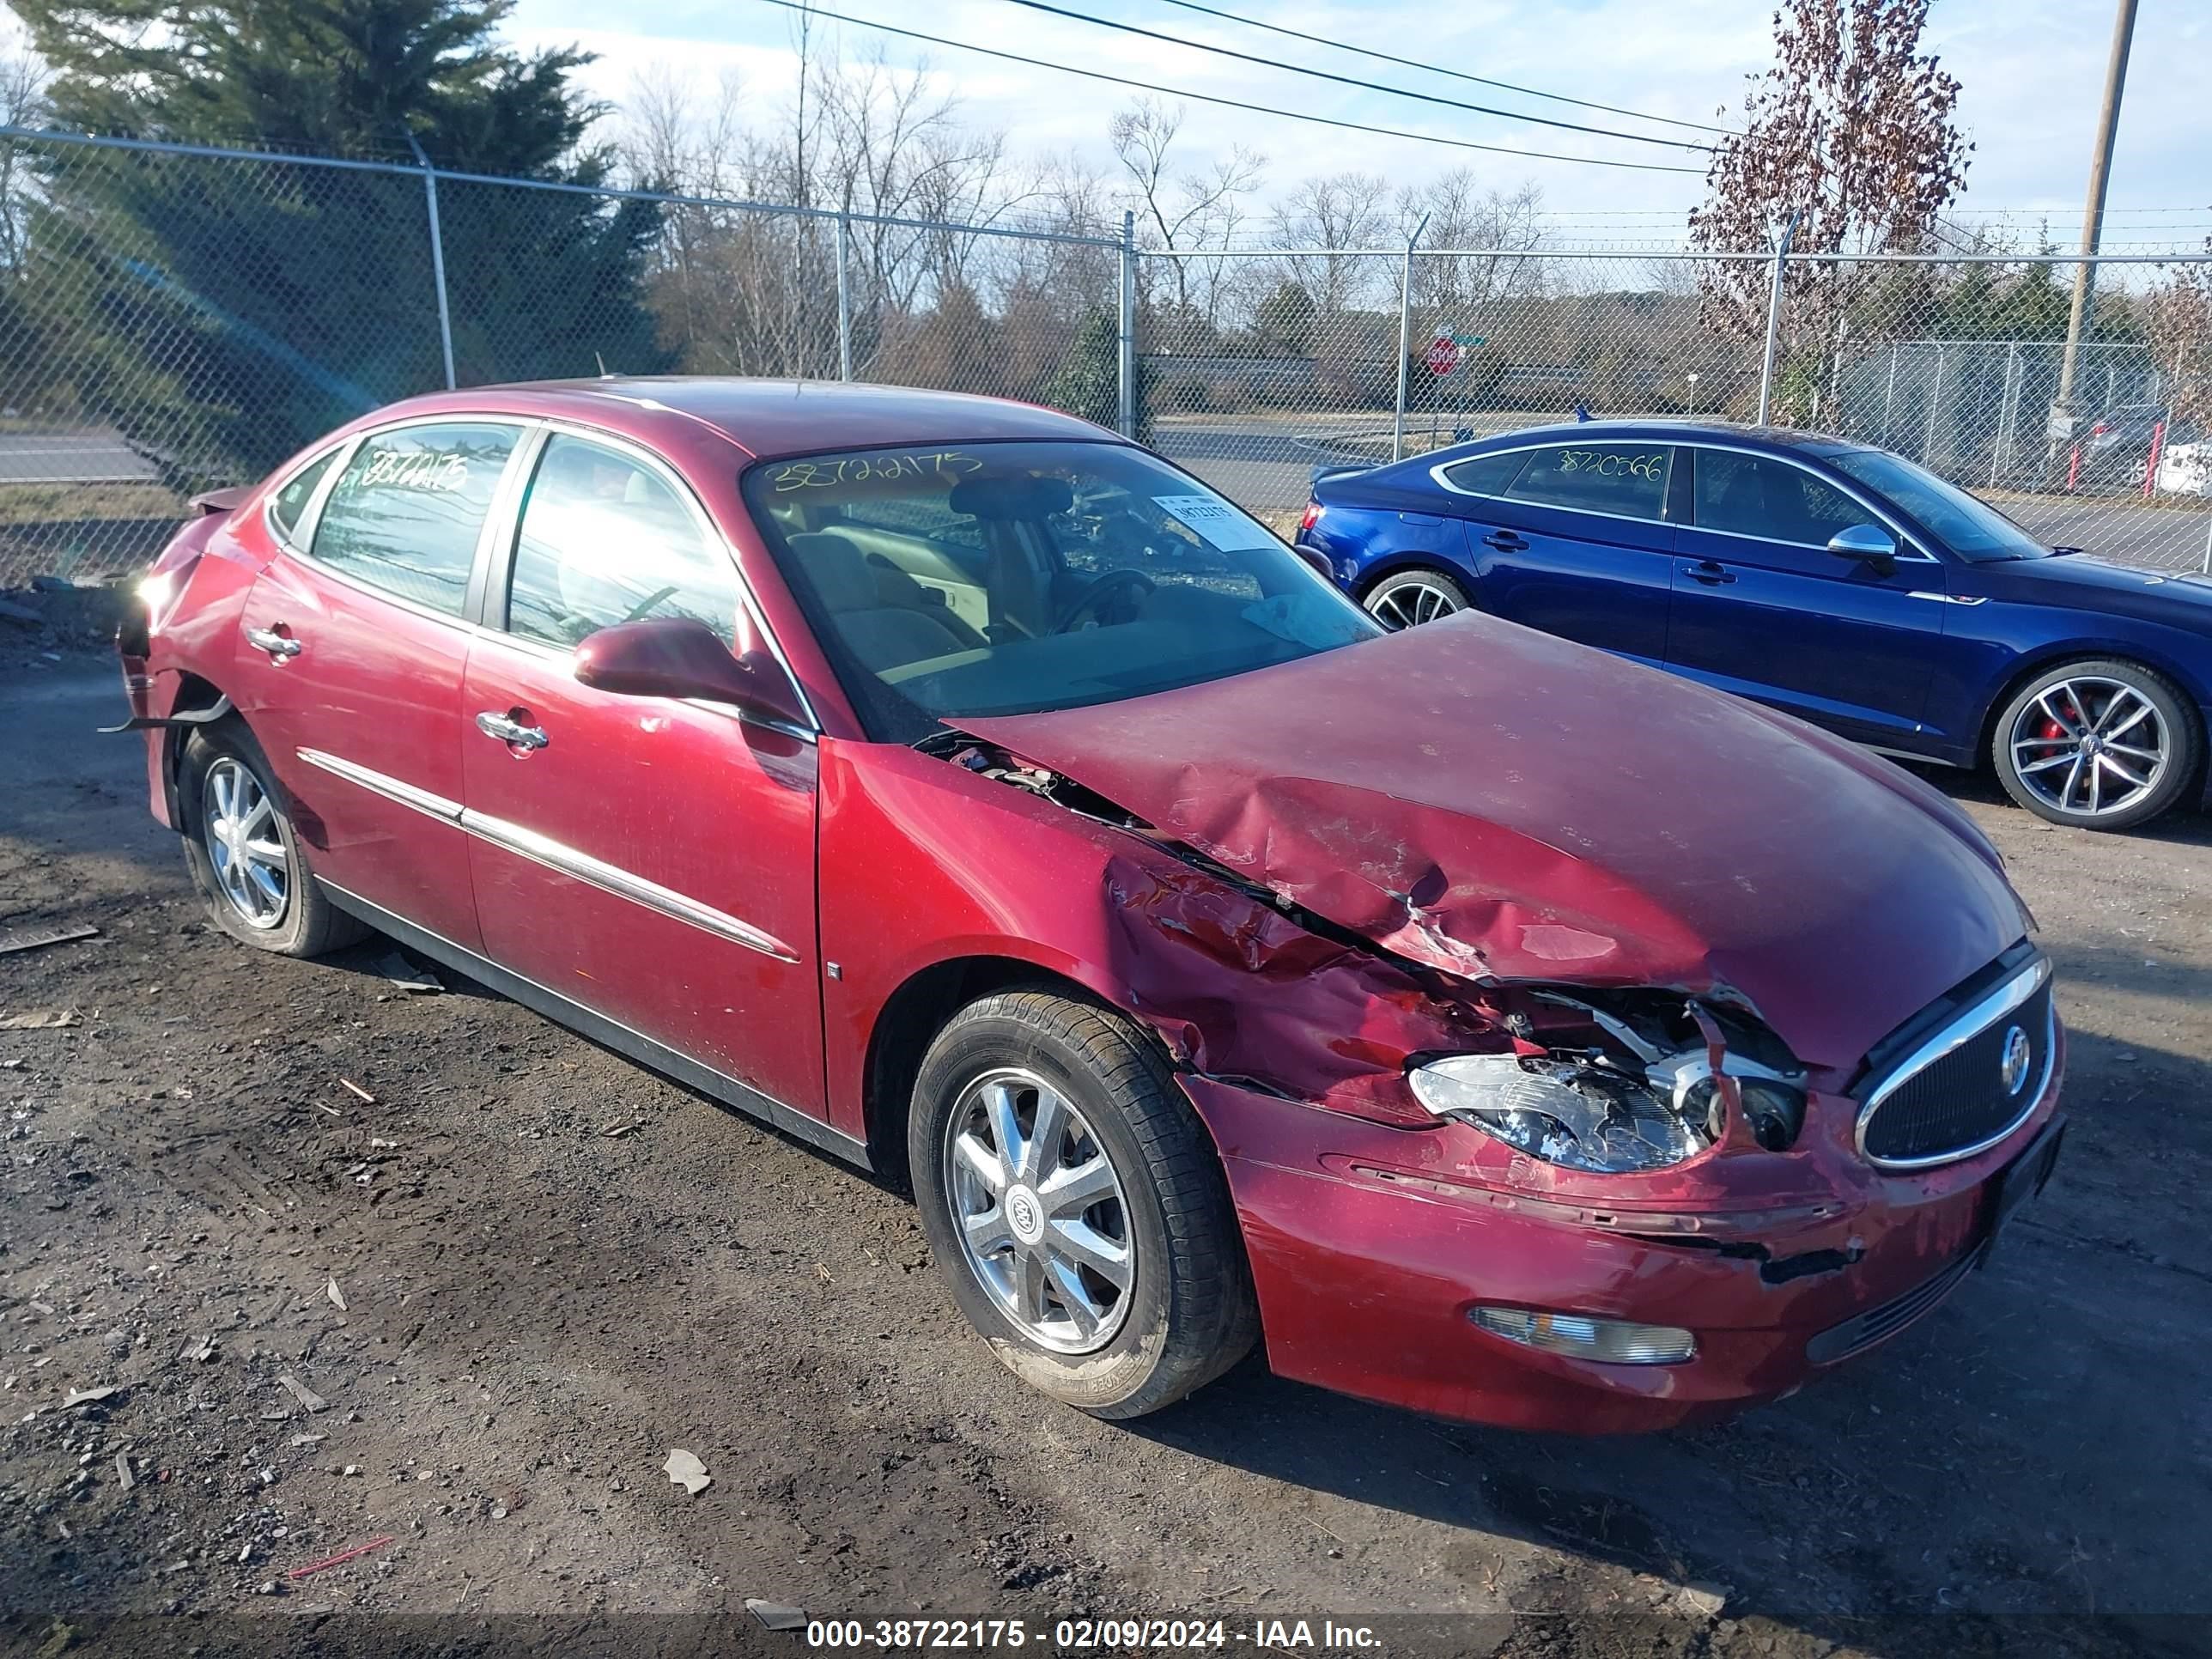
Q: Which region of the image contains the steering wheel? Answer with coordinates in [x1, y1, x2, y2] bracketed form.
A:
[1051, 568, 1155, 633]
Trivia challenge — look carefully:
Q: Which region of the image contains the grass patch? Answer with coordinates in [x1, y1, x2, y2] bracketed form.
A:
[0, 481, 185, 524]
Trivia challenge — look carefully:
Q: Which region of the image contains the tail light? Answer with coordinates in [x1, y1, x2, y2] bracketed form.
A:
[1297, 499, 1323, 534]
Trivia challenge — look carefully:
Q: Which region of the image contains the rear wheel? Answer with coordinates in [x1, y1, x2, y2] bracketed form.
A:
[1361, 568, 1469, 631]
[1991, 659, 2200, 830]
[909, 990, 1258, 1419]
[179, 724, 368, 955]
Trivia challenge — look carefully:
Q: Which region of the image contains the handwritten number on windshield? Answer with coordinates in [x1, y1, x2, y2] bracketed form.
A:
[772, 452, 985, 491]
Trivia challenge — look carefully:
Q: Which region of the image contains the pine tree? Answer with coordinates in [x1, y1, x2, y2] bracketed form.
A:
[13, 0, 671, 486]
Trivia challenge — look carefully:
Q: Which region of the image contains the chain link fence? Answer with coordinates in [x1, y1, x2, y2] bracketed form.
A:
[3, 123, 2209, 587]
[0, 127, 1131, 586]
[1144, 244, 2212, 572]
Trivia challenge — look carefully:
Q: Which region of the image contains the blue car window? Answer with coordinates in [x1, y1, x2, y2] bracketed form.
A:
[1504, 444, 1673, 520]
[1440, 449, 1531, 496]
[1693, 450, 1866, 547]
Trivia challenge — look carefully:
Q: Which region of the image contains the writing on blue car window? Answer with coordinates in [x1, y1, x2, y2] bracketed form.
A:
[1558, 449, 1667, 481]
[1504, 443, 1673, 521]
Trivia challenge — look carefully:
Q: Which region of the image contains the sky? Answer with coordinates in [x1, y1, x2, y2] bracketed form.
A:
[495, 0, 2210, 247]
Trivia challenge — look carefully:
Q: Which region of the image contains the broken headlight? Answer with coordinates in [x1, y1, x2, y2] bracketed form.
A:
[1409, 1053, 1710, 1173]
[1408, 993, 1809, 1172]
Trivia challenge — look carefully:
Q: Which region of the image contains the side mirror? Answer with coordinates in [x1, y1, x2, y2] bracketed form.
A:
[574, 617, 809, 728]
[1292, 543, 1336, 582]
[1826, 523, 1899, 568]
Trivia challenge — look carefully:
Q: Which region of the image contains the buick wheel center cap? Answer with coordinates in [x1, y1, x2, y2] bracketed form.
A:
[2000, 1025, 2032, 1096]
[1006, 1185, 1045, 1244]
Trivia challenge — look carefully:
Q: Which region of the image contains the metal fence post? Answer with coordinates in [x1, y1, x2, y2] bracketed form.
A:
[1881, 343, 1899, 443]
[1392, 214, 1429, 463]
[404, 131, 457, 392]
[1115, 212, 1137, 439]
[835, 213, 854, 382]
[1923, 343, 1945, 464]
[1755, 212, 1802, 426]
[1991, 341, 2020, 487]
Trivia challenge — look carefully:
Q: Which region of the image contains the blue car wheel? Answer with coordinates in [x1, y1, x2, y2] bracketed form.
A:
[1362, 568, 1470, 632]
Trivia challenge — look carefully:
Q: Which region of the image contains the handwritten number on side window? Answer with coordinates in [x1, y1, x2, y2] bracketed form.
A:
[1557, 450, 1665, 481]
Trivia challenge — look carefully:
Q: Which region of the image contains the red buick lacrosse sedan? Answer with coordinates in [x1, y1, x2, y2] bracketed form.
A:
[117, 379, 2063, 1433]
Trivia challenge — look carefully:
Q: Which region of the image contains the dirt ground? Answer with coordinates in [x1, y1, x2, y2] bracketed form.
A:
[3, 636, 2210, 1659]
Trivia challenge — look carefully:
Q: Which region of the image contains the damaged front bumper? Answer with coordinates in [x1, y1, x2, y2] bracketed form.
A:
[1182, 1024, 2065, 1434]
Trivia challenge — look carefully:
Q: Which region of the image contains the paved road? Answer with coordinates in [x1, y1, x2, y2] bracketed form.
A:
[9, 418, 2207, 574]
[0, 428, 157, 484]
[1152, 419, 2212, 573]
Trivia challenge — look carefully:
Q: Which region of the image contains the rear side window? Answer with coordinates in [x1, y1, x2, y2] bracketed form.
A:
[1693, 450, 1866, 546]
[312, 422, 521, 616]
[504, 434, 742, 648]
[1504, 443, 1674, 520]
[268, 450, 338, 543]
[1440, 449, 1531, 495]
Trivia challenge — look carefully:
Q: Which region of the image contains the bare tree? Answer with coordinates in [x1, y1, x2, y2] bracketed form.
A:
[1, 27, 50, 273]
[1109, 98, 1263, 339]
[1687, 0, 1970, 422]
[2144, 242, 2212, 430]
[1394, 171, 1547, 313]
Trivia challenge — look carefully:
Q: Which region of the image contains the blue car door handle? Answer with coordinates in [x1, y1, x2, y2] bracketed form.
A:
[1686, 559, 1736, 586]
[1483, 531, 1529, 552]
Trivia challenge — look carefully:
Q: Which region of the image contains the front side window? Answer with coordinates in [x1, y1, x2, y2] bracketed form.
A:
[742, 441, 1378, 741]
[269, 449, 338, 543]
[1504, 443, 1673, 520]
[1829, 448, 2049, 562]
[312, 422, 521, 615]
[504, 434, 742, 648]
[1693, 449, 1868, 548]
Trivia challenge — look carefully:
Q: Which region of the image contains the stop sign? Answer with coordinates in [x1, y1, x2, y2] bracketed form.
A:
[1423, 333, 1460, 376]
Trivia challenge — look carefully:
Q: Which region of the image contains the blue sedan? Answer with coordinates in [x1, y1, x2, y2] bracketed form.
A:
[1297, 420, 2212, 830]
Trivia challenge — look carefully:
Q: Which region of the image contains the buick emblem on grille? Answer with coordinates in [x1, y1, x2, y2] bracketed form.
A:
[2000, 1025, 2033, 1096]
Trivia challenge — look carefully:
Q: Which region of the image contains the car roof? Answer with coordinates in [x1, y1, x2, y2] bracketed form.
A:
[1458, 418, 1864, 455]
[360, 376, 1121, 462]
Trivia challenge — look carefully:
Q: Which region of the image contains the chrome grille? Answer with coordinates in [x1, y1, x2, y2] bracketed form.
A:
[1856, 958, 2054, 1170]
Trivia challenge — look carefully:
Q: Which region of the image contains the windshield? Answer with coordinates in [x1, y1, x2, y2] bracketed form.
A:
[1830, 449, 2052, 562]
[742, 440, 1379, 741]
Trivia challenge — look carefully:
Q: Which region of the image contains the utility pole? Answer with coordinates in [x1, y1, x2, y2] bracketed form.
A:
[2056, 0, 2138, 419]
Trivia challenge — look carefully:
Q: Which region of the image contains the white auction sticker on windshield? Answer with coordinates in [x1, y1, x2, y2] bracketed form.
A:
[1152, 494, 1277, 551]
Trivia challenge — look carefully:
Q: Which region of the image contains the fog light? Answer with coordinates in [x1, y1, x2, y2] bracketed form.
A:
[1471, 1305, 1697, 1364]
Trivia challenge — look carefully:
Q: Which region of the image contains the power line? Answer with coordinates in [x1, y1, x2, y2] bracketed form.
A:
[753, 1, 1706, 175]
[992, 0, 1709, 154]
[1152, 0, 1735, 137]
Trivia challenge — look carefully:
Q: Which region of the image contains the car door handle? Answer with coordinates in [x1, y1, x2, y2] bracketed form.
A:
[1686, 560, 1737, 586]
[1483, 531, 1528, 552]
[245, 625, 302, 659]
[475, 710, 549, 750]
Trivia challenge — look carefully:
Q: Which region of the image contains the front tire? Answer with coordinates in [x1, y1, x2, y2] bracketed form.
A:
[909, 990, 1258, 1419]
[179, 723, 368, 956]
[1361, 568, 1469, 631]
[1991, 659, 2201, 830]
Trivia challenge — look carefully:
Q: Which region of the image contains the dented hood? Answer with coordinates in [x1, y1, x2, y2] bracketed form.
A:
[957, 615, 2029, 1067]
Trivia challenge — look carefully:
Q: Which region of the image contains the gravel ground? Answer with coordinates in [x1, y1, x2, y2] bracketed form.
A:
[3, 647, 2209, 1659]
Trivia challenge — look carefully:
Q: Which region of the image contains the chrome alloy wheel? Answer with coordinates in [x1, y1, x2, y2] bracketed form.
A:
[202, 757, 289, 929]
[1364, 576, 1465, 630]
[2008, 675, 2171, 819]
[942, 1067, 1134, 1354]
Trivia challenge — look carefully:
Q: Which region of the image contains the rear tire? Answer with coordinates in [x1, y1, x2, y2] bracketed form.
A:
[1990, 658, 2200, 830]
[179, 723, 368, 956]
[909, 990, 1258, 1419]
[1361, 568, 1470, 631]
